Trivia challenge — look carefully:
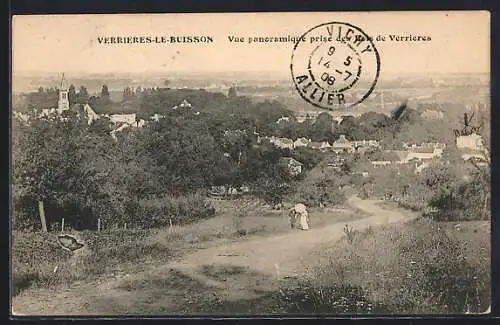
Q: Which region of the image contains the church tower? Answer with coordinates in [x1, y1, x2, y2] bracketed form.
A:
[58, 73, 70, 111]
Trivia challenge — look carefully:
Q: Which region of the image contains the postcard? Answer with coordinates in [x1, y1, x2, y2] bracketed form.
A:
[11, 11, 491, 316]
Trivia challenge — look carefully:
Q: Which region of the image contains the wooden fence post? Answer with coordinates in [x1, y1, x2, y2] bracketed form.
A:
[61, 218, 65, 232]
[38, 200, 47, 233]
[169, 218, 173, 229]
[97, 218, 101, 232]
[124, 223, 127, 230]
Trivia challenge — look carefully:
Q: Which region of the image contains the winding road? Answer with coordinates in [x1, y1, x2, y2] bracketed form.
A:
[168, 196, 417, 289]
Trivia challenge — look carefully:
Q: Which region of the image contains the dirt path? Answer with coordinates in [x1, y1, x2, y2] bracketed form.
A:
[168, 196, 416, 290]
[12, 197, 417, 316]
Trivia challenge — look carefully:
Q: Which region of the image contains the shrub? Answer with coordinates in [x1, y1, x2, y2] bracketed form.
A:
[275, 282, 380, 314]
[132, 193, 216, 228]
[11, 229, 174, 296]
[293, 166, 346, 207]
[284, 219, 490, 314]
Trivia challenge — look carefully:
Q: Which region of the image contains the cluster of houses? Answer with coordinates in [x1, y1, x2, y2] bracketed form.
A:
[265, 130, 488, 174]
[369, 135, 488, 172]
[13, 74, 200, 141]
[289, 111, 354, 123]
[420, 109, 444, 120]
[369, 143, 445, 173]
[15, 74, 490, 174]
[265, 134, 381, 153]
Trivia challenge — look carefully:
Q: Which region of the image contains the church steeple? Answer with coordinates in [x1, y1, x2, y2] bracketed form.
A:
[60, 73, 68, 90]
[58, 73, 70, 111]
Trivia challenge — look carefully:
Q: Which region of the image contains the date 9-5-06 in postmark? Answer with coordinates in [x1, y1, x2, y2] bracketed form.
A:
[291, 22, 380, 110]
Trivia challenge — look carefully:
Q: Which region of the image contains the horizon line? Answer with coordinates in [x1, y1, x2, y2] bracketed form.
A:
[12, 69, 490, 76]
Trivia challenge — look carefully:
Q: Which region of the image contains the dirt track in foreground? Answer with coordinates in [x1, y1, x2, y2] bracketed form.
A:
[12, 197, 417, 316]
[168, 196, 417, 291]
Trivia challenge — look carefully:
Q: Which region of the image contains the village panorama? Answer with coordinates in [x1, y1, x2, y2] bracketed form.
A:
[12, 71, 491, 315]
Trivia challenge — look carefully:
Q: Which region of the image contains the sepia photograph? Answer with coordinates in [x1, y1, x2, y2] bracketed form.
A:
[10, 11, 491, 316]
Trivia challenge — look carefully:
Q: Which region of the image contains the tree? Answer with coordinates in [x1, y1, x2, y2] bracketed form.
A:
[66, 84, 76, 105]
[100, 84, 111, 105]
[142, 117, 229, 195]
[293, 164, 346, 207]
[78, 86, 89, 99]
[338, 115, 357, 137]
[354, 112, 392, 140]
[13, 112, 101, 230]
[311, 112, 336, 142]
[228, 86, 238, 99]
[417, 163, 463, 220]
[101, 84, 110, 97]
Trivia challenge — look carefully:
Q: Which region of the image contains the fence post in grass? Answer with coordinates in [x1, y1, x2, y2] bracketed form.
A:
[61, 218, 65, 232]
[169, 218, 173, 229]
[38, 200, 47, 233]
[124, 222, 127, 230]
[97, 218, 101, 232]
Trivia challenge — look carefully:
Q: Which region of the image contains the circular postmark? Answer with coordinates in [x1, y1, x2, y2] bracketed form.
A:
[291, 22, 380, 110]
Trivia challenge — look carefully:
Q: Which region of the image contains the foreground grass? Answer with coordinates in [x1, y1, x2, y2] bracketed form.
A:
[194, 218, 490, 315]
[12, 199, 360, 297]
[49, 217, 491, 316]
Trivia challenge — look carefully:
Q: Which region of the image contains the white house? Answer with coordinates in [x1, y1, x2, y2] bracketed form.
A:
[173, 99, 193, 109]
[319, 141, 332, 152]
[307, 141, 323, 150]
[293, 137, 311, 148]
[279, 157, 303, 176]
[179, 99, 192, 108]
[456, 133, 489, 165]
[268, 136, 294, 149]
[352, 139, 380, 148]
[109, 113, 136, 125]
[421, 109, 444, 120]
[150, 113, 165, 122]
[456, 134, 485, 151]
[371, 161, 392, 167]
[331, 135, 355, 154]
[82, 103, 99, 125]
[13, 111, 31, 124]
[276, 116, 291, 124]
[403, 147, 444, 163]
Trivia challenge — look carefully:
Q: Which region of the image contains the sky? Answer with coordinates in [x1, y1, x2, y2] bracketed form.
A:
[12, 11, 490, 77]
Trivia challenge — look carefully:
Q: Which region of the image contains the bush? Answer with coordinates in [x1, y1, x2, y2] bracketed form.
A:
[282, 219, 490, 314]
[11, 229, 174, 296]
[293, 166, 346, 207]
[132, 193, 216, 228]
[12, 231, 79, 295]
[275, 282, 380, 314]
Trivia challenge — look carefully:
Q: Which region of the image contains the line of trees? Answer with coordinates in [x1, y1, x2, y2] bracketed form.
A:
[14, 83, 490, 231]
[19, 82, 458, 147]
[12, 95, 317, 231]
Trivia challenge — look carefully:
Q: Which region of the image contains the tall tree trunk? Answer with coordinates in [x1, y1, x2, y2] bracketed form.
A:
[38, 200, 47, 232]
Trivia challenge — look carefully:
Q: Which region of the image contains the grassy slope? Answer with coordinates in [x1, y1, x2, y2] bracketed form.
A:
[95, 218, 490, 315]
[12, 199, 360, 299]
[13, 200, 489, 315]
